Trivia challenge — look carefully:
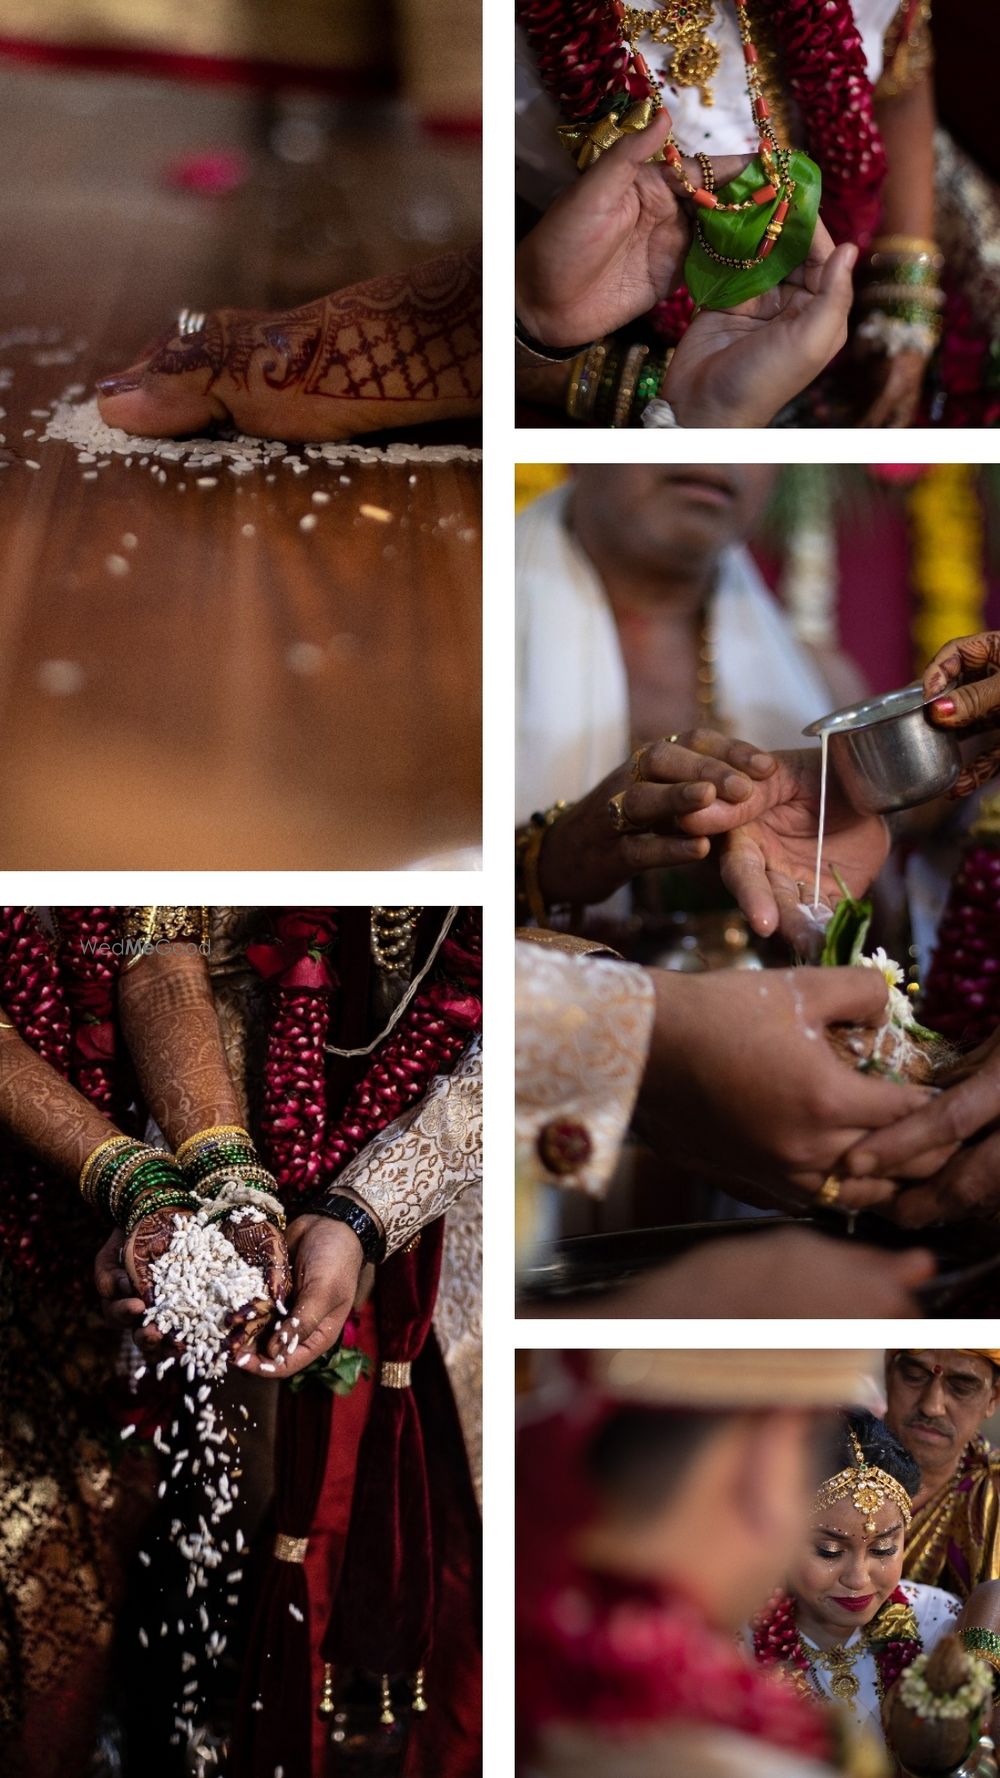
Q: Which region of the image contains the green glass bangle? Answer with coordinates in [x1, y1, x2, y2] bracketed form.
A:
[185, 1143, 258, 1186]
[123, 1189, 200, 1238]
[113, 1167, 187, 1227]
[631, 358, 666, 422]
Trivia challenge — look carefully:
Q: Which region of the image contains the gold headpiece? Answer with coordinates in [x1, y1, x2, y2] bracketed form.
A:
[813, 1428, 913, 1537]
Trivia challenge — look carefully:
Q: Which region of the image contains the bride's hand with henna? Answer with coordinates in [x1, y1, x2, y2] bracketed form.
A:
[96, 248, 481, 443]
[95, 1207, 291, 1359]
[924, 630, 1000, 794]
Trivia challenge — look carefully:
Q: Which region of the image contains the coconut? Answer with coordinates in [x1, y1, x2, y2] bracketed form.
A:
[885, 1633, 993, 1773]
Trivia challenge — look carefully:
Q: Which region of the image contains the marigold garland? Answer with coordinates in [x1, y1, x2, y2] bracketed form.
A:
[907, 465, 986, 672]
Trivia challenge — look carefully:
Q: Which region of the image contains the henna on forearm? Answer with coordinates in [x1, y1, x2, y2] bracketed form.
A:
[0, 1019, 119, 1177]
[117, 945, 243, 1147]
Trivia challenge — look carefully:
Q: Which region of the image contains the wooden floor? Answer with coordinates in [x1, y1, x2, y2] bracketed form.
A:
[0, 68, 481, 868]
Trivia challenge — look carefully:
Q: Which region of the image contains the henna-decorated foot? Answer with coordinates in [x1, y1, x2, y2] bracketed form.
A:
[96, 249, 482, 442]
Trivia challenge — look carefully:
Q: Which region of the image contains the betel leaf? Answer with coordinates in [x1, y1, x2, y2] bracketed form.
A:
[820, 870, 872, 969]
[683, 151, 822, 312]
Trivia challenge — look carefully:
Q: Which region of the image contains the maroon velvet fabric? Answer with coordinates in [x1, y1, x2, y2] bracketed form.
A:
[231, 1385, 333, 1778]
[403, 1333, 482, 1778]
[323, 1221, 445, 1676]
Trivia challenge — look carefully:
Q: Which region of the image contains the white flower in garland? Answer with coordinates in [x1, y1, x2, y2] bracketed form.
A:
[858, 948, 920, 1030]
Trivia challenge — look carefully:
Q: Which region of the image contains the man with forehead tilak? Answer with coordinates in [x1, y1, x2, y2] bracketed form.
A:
[886, 1352, 1000, 1607]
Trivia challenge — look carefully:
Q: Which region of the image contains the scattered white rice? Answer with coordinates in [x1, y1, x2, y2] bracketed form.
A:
[40, 395, 481, 469]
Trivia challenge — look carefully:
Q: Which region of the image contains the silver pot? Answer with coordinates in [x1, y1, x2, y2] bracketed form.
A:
[803, 681, 961, 814]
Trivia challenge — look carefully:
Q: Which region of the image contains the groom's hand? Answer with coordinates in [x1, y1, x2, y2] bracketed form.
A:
[515, 111, 748, 349]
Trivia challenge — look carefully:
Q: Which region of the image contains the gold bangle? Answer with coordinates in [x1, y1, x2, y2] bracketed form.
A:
[79, 1133, 134, 1200]
[566, 341, 609, 422]
[175, 1123, 253, 1165]
[869, 233, 940, 257]
[611, 343, 649, 429]
[517, 801, 572, 928]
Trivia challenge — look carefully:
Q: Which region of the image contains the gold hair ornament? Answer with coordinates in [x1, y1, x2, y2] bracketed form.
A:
[813, 1428, 913, 1537]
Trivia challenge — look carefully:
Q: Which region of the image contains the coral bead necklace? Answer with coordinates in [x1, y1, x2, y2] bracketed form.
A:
[614, 0, 797, 267]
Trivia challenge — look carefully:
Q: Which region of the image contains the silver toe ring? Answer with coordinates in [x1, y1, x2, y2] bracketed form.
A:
[177, 307, 206, 338]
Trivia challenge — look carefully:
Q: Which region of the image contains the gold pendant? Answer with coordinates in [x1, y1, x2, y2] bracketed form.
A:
[623, 4, 721, 106]
[830, 1670, 860, 1702]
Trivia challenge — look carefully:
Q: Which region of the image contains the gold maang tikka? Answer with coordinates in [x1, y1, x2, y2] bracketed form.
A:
[813, 1429, 913, 1537]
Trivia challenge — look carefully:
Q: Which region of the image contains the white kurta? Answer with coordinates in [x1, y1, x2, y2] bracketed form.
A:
[515, 485, 833, 823]
[743, 1581, 962, 1745]
[516, 0, 901, 209]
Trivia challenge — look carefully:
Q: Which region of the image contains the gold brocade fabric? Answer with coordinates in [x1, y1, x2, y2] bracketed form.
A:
[0, 1275, 153, 1764]
[902, 1438, 1000, 1600]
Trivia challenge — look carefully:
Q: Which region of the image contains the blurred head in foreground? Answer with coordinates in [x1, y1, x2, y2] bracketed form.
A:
[516, 1350, 873, 1771]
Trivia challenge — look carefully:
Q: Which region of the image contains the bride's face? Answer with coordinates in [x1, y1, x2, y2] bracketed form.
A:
[788, 1496, 906, 1638]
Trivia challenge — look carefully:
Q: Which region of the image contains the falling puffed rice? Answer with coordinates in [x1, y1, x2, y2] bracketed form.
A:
[359, 503, 391, 523]
[298, 513, 318, 532]
[288, 1603, 304, 1622]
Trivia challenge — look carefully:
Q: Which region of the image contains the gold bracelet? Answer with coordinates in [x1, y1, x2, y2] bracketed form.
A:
[175, 1123, 253, 1165]
[611, 343, 649, 429]
[515, 801, 572, 928]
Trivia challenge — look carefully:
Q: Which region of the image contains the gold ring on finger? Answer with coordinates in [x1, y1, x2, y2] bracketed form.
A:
[817, 1174, 842, 1208]
[629, 745, 648, 783]
[608, 790, 638, 835]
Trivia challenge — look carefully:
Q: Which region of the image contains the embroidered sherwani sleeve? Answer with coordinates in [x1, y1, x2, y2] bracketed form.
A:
[515, 940, 655, 1200]
[331, 1037, 482, 1258]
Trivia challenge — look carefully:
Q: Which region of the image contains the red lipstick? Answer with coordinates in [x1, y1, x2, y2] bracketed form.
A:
[830, 1594, 875, 1613]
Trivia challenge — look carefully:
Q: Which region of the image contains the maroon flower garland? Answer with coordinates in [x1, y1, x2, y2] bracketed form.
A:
[0, 908, 120, 1283]
[753, 1585, 922, 1702]
[247, 910, 340, 1194]
[522, 1573, 838, 1765]
[321, 911, 482, 1178]
[53, 907, 125, 1119]
[517, 0, 891, 340]
[769, 0, 886, 252]
[251, 909, 482, 1205]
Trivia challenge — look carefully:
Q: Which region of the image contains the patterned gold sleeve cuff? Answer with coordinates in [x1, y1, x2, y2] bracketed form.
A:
[120, 907, 210, 970]
[331, 1039, 482, 1257]
[515, 941, 655, 1199]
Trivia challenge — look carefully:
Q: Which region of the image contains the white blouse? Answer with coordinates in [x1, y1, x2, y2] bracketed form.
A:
[516, 0, 901, 208]
[744, 1581, 962, 1742]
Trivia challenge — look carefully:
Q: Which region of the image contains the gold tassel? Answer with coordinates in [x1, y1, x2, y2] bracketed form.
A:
[319, 1662, 335, 1718]
[380, 1674, 395, 1726]
[412, 1668, 428, 1713]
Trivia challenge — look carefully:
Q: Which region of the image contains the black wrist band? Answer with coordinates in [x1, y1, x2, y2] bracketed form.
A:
[304, 1193, 386, 1265]
[515, 314, 590, 363]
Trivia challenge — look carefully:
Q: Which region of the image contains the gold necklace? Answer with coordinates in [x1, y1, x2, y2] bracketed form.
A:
[811, 1639, 862, 1703]
[621, 3, 721, 106]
